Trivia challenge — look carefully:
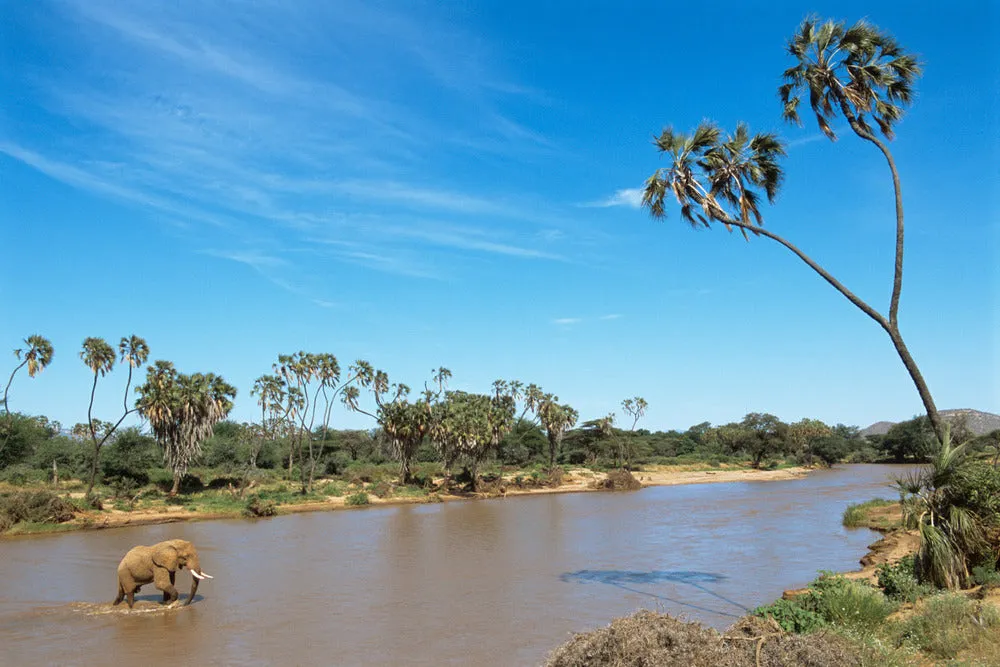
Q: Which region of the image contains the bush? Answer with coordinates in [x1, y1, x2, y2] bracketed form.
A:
[242, 495, 277, 517]
[0, 463, 47, 485]
[370, 481, 393, 498]
[0, 490, 78, 531]
[877, 555, 933, 603]
[808, 575, 896, 632]
[593, 469, 642, 491]
[972, 564, 1000, 588]
[754, 598, 827, 633]
[345, 492, 370, 506]
[900, 592, 1000, 659]
[950, 462, 1000, 523]
[100, 428, 159, 491]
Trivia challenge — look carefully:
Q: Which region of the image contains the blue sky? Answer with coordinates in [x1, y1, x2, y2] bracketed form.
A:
[2, 0, 997, 433]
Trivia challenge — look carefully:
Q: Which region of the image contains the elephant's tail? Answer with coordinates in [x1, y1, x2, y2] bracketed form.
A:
[113, 581, 124, 606]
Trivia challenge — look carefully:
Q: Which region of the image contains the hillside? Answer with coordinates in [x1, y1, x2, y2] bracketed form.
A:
[861, 408, 1000, 437]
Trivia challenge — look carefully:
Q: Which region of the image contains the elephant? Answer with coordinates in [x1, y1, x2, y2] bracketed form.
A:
[112, 539, 213, 609]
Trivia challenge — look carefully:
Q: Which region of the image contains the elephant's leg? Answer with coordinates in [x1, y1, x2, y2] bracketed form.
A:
[163, 571, 176, 602]
[153, 567, 179, 604]
[126, 588, 135, 609]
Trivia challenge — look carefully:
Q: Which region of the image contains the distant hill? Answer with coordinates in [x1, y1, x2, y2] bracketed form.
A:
[861, 409, 1000, 437]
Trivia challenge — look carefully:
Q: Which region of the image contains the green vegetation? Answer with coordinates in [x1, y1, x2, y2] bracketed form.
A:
[842, 498, 895, 528]
[344, 491, 370, 506]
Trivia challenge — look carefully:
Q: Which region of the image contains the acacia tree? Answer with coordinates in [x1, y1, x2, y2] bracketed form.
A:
[2, 334, 55, 458]
[642, 17, 943, 444]
[537, 394, 579, 471]
[620, 397, 648, 470]
[136, 361, 237, 495]
[787, 418, 833, 465]
[80, 335, 150, 493]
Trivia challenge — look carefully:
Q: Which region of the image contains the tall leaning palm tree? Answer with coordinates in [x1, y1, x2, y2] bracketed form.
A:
[778, 17, 936, 439]
[643, 16, 942, 445]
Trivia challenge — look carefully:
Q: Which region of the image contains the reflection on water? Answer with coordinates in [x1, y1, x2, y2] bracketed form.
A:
[0, 465, 909, 666]
[560, 570, 748, 618]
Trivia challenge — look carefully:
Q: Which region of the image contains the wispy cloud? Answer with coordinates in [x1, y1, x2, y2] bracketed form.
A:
[583, 187, 644, 209]
[552, 314, 623, 326]
[3, 0, 570, 295]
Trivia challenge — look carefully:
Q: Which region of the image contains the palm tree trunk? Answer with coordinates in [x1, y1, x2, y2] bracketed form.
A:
[86, 373, 100, 494]
[717, 216, 944, 446]
[885, 327, 944, 443]
[170, 470, 181, 496]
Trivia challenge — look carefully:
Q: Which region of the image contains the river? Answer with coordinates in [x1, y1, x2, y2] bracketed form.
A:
[0, 464, 910, 666]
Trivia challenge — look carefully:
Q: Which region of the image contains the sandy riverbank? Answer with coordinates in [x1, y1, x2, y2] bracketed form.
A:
[16, 464, 811, 535]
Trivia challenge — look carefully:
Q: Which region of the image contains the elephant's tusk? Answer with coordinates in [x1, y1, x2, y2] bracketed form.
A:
[191, 570, 213, 580]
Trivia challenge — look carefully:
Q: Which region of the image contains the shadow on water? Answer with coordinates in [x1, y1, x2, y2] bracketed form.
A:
[560, 570, 751, 618]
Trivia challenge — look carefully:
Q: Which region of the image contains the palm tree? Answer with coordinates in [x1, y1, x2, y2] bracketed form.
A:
[643, 17, 941, 446]
[537, 395, 579, 471]
[778, 16, 936, 440]
[81, 337, 116, 493]
[894, 428, 988, 589]
[136, 362, 236, 496]
[78, 335, 150, 493]
[1, 335, 54, 457]
[3, 334, 54, 415]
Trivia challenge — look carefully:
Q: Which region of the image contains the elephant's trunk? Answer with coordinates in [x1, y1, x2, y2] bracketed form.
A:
[182, 555, 212, 606]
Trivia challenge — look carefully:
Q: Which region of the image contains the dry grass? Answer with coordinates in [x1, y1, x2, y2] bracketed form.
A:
[591, 470, 642, 491]
[544, 610, 863, 667]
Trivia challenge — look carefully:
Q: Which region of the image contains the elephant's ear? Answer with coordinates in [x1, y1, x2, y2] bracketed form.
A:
[152, 544, 180, 571]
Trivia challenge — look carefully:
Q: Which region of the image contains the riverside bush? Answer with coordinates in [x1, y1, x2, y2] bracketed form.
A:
[0, 490, 78, 532]
[876, 555, 933, 603]
[808, 575, 896, 631]
[345, 491, 370, 506]
[900, 592, 1000, 659]
[753, 597, 827, 633]
[242, 495, 277, 518]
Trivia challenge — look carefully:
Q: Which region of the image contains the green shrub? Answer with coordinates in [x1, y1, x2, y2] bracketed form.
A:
[842, 498, 894, 528]
[951, 462, 1000, 524]
[242, 495, 277, 518]
[370, 481, 393, 498]
[900, 592, 1000, 659]
[753, 597, 827, 633]
[319, 480, 349, 497]
[344, 463, 391, 485]
[100, 428, 158, 490]
[877, 555, 933, 603]
[808, 575, 896, 632]
[972, 564, 1000, 588]
[0, 463, 48, 485]
[345, 492, 370, 506]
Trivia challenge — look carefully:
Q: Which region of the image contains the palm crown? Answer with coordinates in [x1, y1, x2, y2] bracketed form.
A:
[779, 16, 920, 141]
[642, 121, 786, 238]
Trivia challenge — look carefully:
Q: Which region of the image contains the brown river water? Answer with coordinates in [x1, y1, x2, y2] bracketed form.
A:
[0, 465, 911, 666]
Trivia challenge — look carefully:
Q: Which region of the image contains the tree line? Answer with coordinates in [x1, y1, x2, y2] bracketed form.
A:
[5, 334, 996, 499]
